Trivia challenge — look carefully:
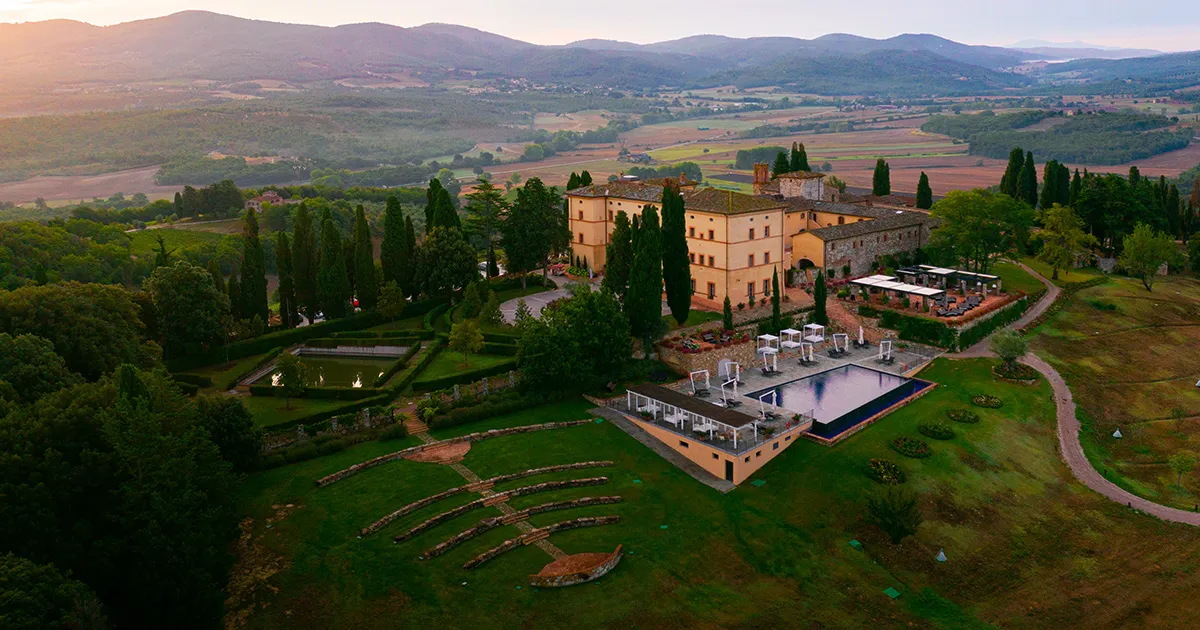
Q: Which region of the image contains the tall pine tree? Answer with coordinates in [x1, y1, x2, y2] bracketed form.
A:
[916, 172, 933, 210]
[430, 187, 461, 231]
[1070, 168, 1083, 207]
[1017, 151, 1038, 207]
[353, 205, 378, 311]
[275, 232, 298, 328]
[626, 204, 664, 345]
[291, 203, 319, 318]
[317, 208, 350, 318]
[999, 147, 1025, 198]
[1039, 161, 1059, 210]
[380, 194, 405, 285]
[660, 183, 692, 325]
[240, 208, 268, 324]
[602, 210, 634, 300]
[579, 170, 593, 186]
[872, 159, 891, 196]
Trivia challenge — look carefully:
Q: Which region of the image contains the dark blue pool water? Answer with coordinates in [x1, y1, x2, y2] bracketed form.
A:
[747, 365, 932, 439]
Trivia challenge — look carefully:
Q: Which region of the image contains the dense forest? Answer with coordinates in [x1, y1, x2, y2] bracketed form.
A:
[924, 110, 1193, 165]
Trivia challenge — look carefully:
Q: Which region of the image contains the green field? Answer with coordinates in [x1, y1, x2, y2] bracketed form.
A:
[992, 261, 1045, 295]
[1033, 274, 1200, 509]
[417, 351, 515, 382]
[1019, 257, 1105, 286]
[128, 227, 225, 255]
[232, 358, 1200, 628]
[242, 395, 360, 428]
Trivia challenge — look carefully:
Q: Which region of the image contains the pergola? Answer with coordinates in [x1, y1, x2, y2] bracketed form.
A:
[803, 323, 825, 343]
[850, 275, 946, 307]
[779, 328, 803, 350]
[757, 334, 780, 353]
[625, 383, 764, 451]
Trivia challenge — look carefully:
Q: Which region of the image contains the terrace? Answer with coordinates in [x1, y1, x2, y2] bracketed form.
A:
[848, 266, 1008, 321]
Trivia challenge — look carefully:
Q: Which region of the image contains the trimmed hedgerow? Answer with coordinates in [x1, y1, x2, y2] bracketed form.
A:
[946, 409, 980, 424]
[890, 436, 932, 459]
[866, 458, 907, 484]
[918, 420, 956, 440]
[971, 394, 1003, 408]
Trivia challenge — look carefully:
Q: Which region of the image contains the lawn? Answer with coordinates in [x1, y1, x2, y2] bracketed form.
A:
[991, 261, 1044, 296]
[128, 227, 225, 255]
[417, 351, 515, 383]
[662, 309, 723, 330]
[242, 395, 363, 429]
[233, 358, 1200, 629]
[183, 351, 271, 392]
[1033, 274, 1200, 509]
[1019, 257, 1105, 286]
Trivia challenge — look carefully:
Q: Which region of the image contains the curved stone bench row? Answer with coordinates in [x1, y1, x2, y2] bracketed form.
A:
[393, 477, 610, 543]
[462, 515, 622, 570]
[317, 419, 594, 487]
[421, 496, 623, 559]
[358, 461, 614, 537]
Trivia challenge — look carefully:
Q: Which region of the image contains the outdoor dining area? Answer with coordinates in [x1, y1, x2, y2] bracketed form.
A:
[852, 265, 1005, 320]
[624, 383, 803, 454]
[849, 275, 946, 313]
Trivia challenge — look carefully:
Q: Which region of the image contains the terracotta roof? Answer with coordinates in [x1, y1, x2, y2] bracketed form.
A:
[567, 182, 665, 203]
[625, 383, 760, 428]
[682, 188, 786, 215]
[775, 171, 827, 180]
[774, 198, 898, 220]
[838, 192, 918, 207]
[805, 212, 936, 241]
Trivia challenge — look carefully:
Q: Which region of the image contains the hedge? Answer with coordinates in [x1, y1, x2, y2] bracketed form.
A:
[482, 342, 518, 356]
[259, 393, 392, 431]
[217, 347, 284, 391]
[373, 343, 423, 388]
[424, 303, 449, 332]
[171, 373, 212, 388]
[427, 388, 573, 430]
[389, 339, 444, 393]
[879, 310, 957, 348]
[411, 358, 518, 392]
[249, 383, 383, 400]
[857, 305, 882, 318]
[955, 289, 1044, 350]
[332, 330, 435, 340]
[482, 332, 520, 345]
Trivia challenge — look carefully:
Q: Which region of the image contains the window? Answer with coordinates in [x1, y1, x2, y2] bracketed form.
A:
[756, 450, 762, 458]
[749, 228, 756, 240]
[773, 441, 780, 450]
[764, 252, 770, 264]
[689, 253, 696, 263]
[679, 441, 689, 449]
[765, 225, 771, 238]
[712, 453, 719, 460]
[708, 282, 716, 299]
[744, 456, 751, 463]
[853, 241, 858, 249]
[785, 435, 792, 441]
[747, 283, 755, 300]
[838, 216, 844, 225]
[578, 200, 583, 204]
[577, 233, 584, 243]
[810, 212, 816, 220]
[708, 229, 715, 240]
[578, 211, 584, 220]
[708, 256, 715, 267]
[689, 226, 695, 238]
[763, 279, 770, 294]
[608, 210, 613, 220]
[883, 234, 889, 242]
[748, 254, 755, 267]
[690, 279, 696, 293]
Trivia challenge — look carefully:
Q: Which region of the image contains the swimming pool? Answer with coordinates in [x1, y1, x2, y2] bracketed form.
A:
[747, 364, 932, 439]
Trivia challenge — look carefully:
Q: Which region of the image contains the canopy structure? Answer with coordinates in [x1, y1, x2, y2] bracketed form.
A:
[757, 334, 780, 353]
[803, 323, 825, 343]
[779, 328, 803, 349]
[850, 275, 945, 300]
[625, 383, 763, 451]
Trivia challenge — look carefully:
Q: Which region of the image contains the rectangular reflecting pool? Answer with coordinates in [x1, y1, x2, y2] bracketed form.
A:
[255, 356, 394, 389]
[747, 364, 933, 439]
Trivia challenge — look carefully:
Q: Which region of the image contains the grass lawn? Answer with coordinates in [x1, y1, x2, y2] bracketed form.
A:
[233, 358, 1200, 629]
[128, 227, 224, 255]
[183, 352, 270, 392]
[662, 309, 723, 330]
[1020, 257, 1104, 286]
[1033, 274, 1200, 509]
[992, 261, 1044, 296]
[416, 351, 515, 383]
[242, 395, 362, 429]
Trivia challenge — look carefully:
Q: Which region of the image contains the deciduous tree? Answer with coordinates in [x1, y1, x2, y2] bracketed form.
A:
[1036, 205, 1097, 280]
[275, 352, 307, 409]
[1119, 223, 1177, 291]
[0, 333, 80, 404]
[929, 189, 1034, 273]
[145, 261, 230, 359]
[449, 319, 484, 368]
[415, 227, 478, 301]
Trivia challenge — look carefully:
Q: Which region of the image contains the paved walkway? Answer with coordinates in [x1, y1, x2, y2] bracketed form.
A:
[499, 274, 669, 324]
[947, 263, 1200, 525]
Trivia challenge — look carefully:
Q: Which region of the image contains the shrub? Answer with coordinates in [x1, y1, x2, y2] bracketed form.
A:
[993, 362, 1039, 382]
[918, 420, 955, 440]
[866, 458, 907, 484]
[377, 423, 409, 441]
[971, 394, 1003, 408]
[890, 435, 932, 458]
[858, 305, 881, 318]
[946, 409, 980, 424]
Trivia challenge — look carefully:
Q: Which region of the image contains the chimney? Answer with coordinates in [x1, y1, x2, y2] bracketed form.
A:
[753, 163, 769, 195]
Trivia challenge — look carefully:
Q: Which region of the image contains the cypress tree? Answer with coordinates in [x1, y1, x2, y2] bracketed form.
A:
[317, 208, 351, 318]
[660, 184, 692, 325]
[343, 237, 356, 297]
[626, 204, 663, 345]
[872, 159, 891, 196]
[227, 273, 242, 321]
[916, 172, 933, 210]
[424, 178, 444, 234]
[1039, 161, 1058, 210]
[240, 208, 268, 324]
[1017, 151, 1038, 207]
[487, 245, 500, 277]
[206, 258, 224, 293]
[275, 232, 298, 328]
[789, 142, 810, 172]
[723, 296, 734, 331]
[1167, 185, 1182, 238]
[173, 191, 184, 217]
[431, 187, 460, 230]
[772, 151, 791, 178]
[602, 210, 634, 300]
[353, 205, 378, 311]
[1000, 147, 1025, 197]
[579, 170, 593, 186]
[1070, 168, 1083, 207]
[380, 194, 405, 285]
[291, 203, 319, 318]
[770, 268, 782, 332]
[566, 172, 581, 190]
[1129, 166, 1141, 189]
[1056, 162, 1071, 207]
[401, 216, 417, 298]
[812, 269, 828, 326]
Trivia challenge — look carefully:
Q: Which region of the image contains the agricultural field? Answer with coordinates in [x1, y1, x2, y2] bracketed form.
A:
[128, 227, 226, 255]
[232, 358, 1200, 629]
[1033, 274, 1200, 510]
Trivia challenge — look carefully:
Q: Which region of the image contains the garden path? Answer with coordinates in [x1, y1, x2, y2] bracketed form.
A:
[948, 263, 1200, 526]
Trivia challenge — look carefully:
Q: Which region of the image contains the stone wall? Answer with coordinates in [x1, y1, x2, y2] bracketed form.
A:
[822, 221, 934, 278]
[462, 516, 622, 570]
[657, 338, 761, 380]
[422, 496, 622, 560]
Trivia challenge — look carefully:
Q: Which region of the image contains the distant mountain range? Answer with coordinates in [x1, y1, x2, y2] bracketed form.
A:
[0, 11, 1194, 96]
[1005, 39, 1163, 61]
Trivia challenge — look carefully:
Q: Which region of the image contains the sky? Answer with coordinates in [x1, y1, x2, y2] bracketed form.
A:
[1, 0, 1196, 52]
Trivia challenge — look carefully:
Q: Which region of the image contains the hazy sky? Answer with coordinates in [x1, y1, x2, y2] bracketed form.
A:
[1, 0, 1196, 52]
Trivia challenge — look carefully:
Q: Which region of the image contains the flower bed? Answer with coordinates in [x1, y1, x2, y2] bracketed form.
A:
[946, 409, 980, 424]
[866, 458, 907, 484]
[890, 436, 932, 459]
[658, 328, 753, 354]
[992, 362, 1039, 383]
[971, 394, 1003, 409]
[918, 420, 956, 440]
